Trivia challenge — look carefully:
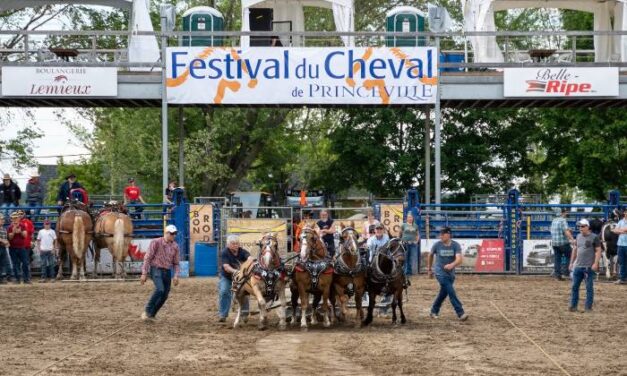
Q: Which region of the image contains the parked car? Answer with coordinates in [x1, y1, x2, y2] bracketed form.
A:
[527, 243, 554, 266]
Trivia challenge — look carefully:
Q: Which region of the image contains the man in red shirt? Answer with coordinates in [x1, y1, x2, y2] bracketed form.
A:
[124, 178, 146, 219]
[140, 224, 180, 321]
[7, 212, 31, 284]
[17, 210, 34, 251]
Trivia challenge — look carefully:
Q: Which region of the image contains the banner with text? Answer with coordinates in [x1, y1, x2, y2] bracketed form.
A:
[226, 219, 288, 256]
[504, 67, 618, 97]
[380, 204, 403, 237]
[166, 47, 438, 105]
[1, 67, 117, 97]
[420, 238, 505, 272]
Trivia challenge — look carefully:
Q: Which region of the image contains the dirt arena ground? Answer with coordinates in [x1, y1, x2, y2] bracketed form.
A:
[1, 275, 625, 376]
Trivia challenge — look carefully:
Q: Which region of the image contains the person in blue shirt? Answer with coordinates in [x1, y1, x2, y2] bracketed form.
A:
[612, 209, 627, 284]
[427, 227, 468, 321]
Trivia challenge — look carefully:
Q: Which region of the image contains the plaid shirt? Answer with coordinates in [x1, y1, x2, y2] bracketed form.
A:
[141, 237, 180, 276]
[550, 216, 570, 246]
[0, 227, 7, 248]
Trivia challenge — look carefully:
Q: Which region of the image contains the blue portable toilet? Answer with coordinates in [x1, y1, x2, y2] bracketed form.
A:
[194, 243, 219, 276]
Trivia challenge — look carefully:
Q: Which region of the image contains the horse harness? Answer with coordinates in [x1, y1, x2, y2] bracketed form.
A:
[94, 211, 133, 239]
[57, 205, 93, 235]
[368, 241, 405, 294]
[297, 259, 332, 293]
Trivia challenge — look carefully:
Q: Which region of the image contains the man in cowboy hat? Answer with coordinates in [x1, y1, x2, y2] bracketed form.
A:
[1, 173, 21, 218]
[56, 173, 83, 207]
[25, 172, 45, 220]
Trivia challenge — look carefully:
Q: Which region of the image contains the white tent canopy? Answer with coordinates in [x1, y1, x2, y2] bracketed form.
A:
[462, 0, 627, 63]
[0, 0, 159, 68]
[241, 0, 355, 47]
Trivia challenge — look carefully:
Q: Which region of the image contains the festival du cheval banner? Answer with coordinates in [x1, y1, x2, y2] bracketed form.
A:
[166, 47, 438, 105]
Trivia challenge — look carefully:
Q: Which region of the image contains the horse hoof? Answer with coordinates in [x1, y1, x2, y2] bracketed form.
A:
[258, 325, 267, 331]
[323, 321, 331, 328]
[401, 318, 407, 325]
[300, 326, 308, 332]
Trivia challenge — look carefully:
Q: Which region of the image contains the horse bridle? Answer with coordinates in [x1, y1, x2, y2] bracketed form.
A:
[300, 227, 322, 260]
[335, 227, 364, 276]
[371, 239, 404, 281]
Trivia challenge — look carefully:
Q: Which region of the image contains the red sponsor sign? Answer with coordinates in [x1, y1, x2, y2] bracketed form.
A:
[474, 239, 504, 272]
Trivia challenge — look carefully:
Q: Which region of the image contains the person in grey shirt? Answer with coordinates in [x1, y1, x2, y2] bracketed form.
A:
[568, 219, 602, 312]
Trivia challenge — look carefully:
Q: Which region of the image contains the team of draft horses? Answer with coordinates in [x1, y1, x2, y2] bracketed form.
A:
[229, 223, 411, 331]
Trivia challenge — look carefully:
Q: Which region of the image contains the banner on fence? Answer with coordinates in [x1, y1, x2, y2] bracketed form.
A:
[86, 239, 151, 274]
[503, 67, 619, 97]
[226, 218, 288, 256]
[1, 67, 118, 97]
[190, 204, 215, 245]
[380, 204, 403, 237]
[166, 47, 438, 105]
[522, 239, 554, 272]
[420, 238, 505, 272]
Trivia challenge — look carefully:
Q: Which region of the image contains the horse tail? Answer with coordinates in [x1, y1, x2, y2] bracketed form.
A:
[73, 215, 85, 257]
[113, 218, 126, 260]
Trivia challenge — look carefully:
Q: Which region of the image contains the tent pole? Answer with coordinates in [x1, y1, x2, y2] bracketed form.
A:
[424, 107, 431, 204]
[178, 106, 185, 188]
[434, 36, 442, 210]
[161, 15, 169, 195]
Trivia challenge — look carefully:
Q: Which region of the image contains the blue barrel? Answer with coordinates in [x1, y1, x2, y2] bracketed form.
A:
[440, 52, 465, 72]
[195, 243, 218, 276]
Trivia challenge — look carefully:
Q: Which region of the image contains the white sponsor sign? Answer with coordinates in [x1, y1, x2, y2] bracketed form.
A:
[1, 67, 117, 97]
[504, 67, 618, 97]
[166, 47, 438, 105]
[522, 239, 554, 269]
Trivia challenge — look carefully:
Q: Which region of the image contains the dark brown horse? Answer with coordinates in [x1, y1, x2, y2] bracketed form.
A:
[363, 238, 407, 326]
[333, 223, 366, 327]
[292, 226, 333, 331]
[93, 203, 133, 279]
[56, 202, 93, 280]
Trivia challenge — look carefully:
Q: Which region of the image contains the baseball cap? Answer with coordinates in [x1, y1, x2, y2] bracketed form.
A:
[577, 219, 590, 227]
[128, 177, 135, 182]
[165, 224, 178, 234]
[440, 226, 452, 235]
[374, 223, 384, 229]
[66, 173, 76, 179]
[10, 211, 20, 219]
[44, 219, 51, 225]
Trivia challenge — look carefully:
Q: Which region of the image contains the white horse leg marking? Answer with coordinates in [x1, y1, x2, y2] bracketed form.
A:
[233, 294, 242, 329]
[277, 283, 287, 330]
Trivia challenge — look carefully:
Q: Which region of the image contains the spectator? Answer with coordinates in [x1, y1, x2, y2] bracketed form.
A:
[292, 213, 303, 253]
[0, 216, 11, 284]
[361, 210, 380, 242]
[569, 219, 602, 312]
[401, 212, 420, 275]
[366, 223, 391, 313]
[316, 210, 336, 258]
[427, 227, 469, 321]
[164, 181, 176, 204]
[124, 178, 146, 219]
[36, 219, 57, 283]
[25, 173, 45, 220]
[550, 208, 575, 281]
[613, 210, 627, 285]
[17, 210, 35, 258]
[140, 224, 180, 321]
[218, 235, 252, 322]
[7, 212, 31, 284]
[1, 173, 21, 218]
[56, 173, 83, 206]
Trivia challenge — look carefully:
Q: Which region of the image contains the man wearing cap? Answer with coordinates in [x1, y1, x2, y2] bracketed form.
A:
[0, 215, 11, 283]
[1, 173, 21, 218]
[365, 224, 390, 310]
[218, 235, 252, 322]
[56, 174, 83, 207]
[569, 219, 602, 312]
[427, 227, 468, 321]
[7, 212, 31, 284]
[550, 208, 575, 280]
[613, 209, 627, 284]
[36, 220, 57, 283]
[124, 178, 146, 220]
[25, 173, 45, 220]
[140, 224, 181, 321]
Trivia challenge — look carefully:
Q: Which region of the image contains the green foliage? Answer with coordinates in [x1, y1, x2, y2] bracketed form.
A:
[44, 159, 108, 204]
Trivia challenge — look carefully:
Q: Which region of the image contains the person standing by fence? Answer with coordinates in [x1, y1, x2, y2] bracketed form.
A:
[124, 178, 146, 220]
[427, 226, 468, 321]
[569, 219, 601, 312]
[612, 210, 627, 285]
[7, 212, 31, 284]
[401, 213, 420, 275]
[25, 173, 44, 220]
[550, 208, 575, 281]
[140, 224, 180, 321]
[36, 220, 57, 283]
[1, 174, 21, 218]
[0, 216, 11, 284]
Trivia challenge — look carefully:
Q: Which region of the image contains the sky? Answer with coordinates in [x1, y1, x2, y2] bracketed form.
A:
[0, 108, 94, 190]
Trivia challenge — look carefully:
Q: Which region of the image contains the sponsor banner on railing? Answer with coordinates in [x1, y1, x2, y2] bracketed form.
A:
[189, 204, 215, 246]
[226, 218, 288, 256]
[522, 239, 554, 272]
[420, 238, 505, 272]
[166, 47, 438, 105]
[380, 204, 403, 237]
[1, 67, 117, 97]
[504, 67, 618, 97]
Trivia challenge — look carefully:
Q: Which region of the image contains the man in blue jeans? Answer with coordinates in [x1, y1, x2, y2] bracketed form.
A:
[427, 227, 468, 321]
[550, 208, 575, 280]
[218, 235, 252, 322]
[140, 224, 180, 321]
[569, 219, 602, 313]
[613, 209, 627, 284]
[7, 212, 31, 284]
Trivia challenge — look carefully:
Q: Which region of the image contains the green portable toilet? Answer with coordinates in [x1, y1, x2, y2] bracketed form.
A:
[182, 6, 224, 47]
[385, 6, 426, 47]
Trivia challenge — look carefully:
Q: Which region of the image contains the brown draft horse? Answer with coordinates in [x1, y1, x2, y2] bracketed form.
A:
[93, 203, 133, 279]
[232, 233, 288, 330]
[56, 202, 93, 280]
[293, 226, 333, 331]
[363, 238, 407, 326]
[333, 223, 367, 327]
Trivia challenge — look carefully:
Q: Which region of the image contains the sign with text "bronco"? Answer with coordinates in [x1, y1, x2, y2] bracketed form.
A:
[1, 67, 117, 97]
[166, 47, 438, 105]
[504, 67, 618, 97]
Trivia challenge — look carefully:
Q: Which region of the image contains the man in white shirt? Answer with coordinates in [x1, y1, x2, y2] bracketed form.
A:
[36, 220, 57, 283]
